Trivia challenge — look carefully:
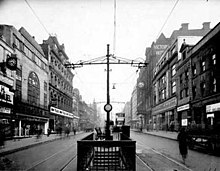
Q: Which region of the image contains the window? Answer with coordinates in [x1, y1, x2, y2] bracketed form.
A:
[180, 90, 184, 99]
[185, 70, 189, 81]
[192, 86, 196, 99]
[212, 54, 216, 65]
[185, 88, 189, 97]
[201, 60, 206, 71]
[182, 51, 186, 60]
[171, 81, 176, 94]
[171, 64, 176, 76]
[213, 78, 216, 93]
[44, 93, 47, 108]
[27, 72, 40, 105]
[44, 81, 47, 91]
[180, 74, 183, 84]
[192, 64, 196, 76]
[32, 52, 36, 63]
[201, 82, 206, 96]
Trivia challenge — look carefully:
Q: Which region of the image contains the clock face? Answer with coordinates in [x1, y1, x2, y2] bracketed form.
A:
[8, 59, 16, 66]
[138, 82, 144, 88]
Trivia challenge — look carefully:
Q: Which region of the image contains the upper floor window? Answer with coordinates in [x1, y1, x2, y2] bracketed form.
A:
[201, 82, 206, 96]
[192, 86, 196, 99]
[213, 78, 216, 93]
[212, 54, 216, 65]
[185, 70, 189, 81]
[171, 81, 176, 94]
[192, 64, 197, 76]
[185, 88, 189, 97]
[182, 51, 186, 60]
[27, 72, 40, 105]
[171, 64, 176, 76]
[180, 74, 183, 84]
[201, 60, 206, 72]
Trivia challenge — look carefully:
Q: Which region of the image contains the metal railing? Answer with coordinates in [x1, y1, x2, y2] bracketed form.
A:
[77, 133, 136, 171]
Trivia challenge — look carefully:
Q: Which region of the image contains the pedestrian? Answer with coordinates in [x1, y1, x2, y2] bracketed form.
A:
[73, 128, 76, 135]
[177, 127, 188, 164]
[47, 128, 51, 137]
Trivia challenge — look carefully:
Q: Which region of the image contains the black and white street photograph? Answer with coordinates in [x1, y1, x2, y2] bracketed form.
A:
[0, 0, 220, 170]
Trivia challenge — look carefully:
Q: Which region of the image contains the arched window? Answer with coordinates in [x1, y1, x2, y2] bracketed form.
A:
[27, 72, 40, 106]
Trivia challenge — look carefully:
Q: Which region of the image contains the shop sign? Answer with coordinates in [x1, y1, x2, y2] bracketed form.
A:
[50, 106, 74, 118]
[0, 107, 11, 114]
[0, 85, 14, 104]
[177, 104, 190, 112]
[181, 119, 188, 126]
[207, 113, 214, 118]
[152, 97, 177, 115]
[206, 102, 220, 113]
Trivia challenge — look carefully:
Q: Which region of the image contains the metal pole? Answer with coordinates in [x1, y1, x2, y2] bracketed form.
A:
[106, 44, 110, 140]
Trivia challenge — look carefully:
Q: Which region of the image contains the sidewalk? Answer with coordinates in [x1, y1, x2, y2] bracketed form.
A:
[133, 129, 178, 141]
[0, 132, 76, 156]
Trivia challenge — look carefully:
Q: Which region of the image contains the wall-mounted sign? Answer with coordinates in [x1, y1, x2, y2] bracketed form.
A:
[206, 102, 220, 113]
[50, 106, 74, 118]
[177, 104, 190, 112]
[0, 85, 14, 104]
[0, 107, 11, 114]
[181, 119, 188, 126]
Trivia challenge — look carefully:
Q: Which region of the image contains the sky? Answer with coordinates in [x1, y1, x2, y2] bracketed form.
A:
[0, 0, 220, 112]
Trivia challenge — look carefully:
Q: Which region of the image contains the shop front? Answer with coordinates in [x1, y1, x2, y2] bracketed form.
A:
[177, 104, 191, 128]
[0, 83, 14, 139]
[49, 106, 74, 133]
[206, 102, 220, 129]
[152, 97, 177, 131]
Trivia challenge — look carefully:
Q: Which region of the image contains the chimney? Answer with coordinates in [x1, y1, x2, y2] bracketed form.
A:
[181, 23, 189, 30]
[202, 22, 210, 30]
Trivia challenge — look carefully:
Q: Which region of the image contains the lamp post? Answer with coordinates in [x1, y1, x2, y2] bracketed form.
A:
[104, 44, 112, 140]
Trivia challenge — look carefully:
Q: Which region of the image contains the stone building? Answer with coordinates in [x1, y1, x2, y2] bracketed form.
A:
[41, 36, 75, 132]
[187, 22, 220, 129]
[0, 25, 49, 137]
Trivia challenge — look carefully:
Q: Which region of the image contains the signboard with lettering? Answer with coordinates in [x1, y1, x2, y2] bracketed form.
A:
[206, 102, 220, 113]
[0, 85, 14, 105]
[50, 106, 74, 118]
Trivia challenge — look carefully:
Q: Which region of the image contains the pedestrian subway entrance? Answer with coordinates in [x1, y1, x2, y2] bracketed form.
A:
[77, 133, 136, 171]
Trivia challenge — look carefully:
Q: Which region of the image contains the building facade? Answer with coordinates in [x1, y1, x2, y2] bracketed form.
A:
[41, 36, 75, 132]
[1, 25, 50, 137]
[188, 22, 220, 130]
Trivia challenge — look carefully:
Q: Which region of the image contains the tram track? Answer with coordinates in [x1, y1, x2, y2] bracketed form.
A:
[24, 141, 77, 171]
[137, 141, 192, 171]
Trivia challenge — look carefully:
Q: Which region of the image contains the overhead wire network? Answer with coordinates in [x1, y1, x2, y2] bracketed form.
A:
[24, 0, 180, 104]
[155, 0, 180, 40]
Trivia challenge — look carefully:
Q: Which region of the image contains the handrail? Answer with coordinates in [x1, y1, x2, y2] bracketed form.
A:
[77, 133, 136, 171]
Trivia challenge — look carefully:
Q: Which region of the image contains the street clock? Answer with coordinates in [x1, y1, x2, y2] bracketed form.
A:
[104, 103, 112, 112]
